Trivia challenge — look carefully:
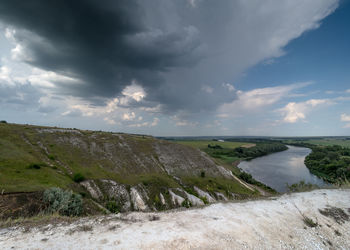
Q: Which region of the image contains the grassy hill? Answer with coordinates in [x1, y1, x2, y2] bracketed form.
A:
[0, 123, 265, 219]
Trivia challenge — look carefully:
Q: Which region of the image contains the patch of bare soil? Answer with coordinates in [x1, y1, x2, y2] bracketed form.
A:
[241, 143, 256, 148]
[319, 206, 349, 224]
[0, 192, 45, 220]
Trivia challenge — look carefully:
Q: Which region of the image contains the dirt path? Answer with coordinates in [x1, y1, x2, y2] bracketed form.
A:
[230, 173, 256, 192]
[1, 189, 349, 249]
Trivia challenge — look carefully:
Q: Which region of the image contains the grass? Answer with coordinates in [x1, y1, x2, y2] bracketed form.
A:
[182, 176, 257, 197]
[0, 160, 71, 193]
[0, 122, 267, 218]
[0, 123, 166, 193]
[0, 123, 258, 193]
[175, 139, 246, 176]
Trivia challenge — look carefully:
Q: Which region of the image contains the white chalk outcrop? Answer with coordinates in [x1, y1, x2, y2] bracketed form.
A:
[130, 187, 148, 211]
[1, 189, 349, 249]
[194, 186, 216, 203]
[169, 190, 185, 206]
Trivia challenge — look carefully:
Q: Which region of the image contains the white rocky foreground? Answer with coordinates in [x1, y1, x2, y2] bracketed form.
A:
[1, 189, 349, 249]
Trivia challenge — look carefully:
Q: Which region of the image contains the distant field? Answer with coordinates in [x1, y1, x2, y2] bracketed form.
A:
[284, 138, 350, 148]
[306, 139, 350, 148]
[175, 140, 251, 150]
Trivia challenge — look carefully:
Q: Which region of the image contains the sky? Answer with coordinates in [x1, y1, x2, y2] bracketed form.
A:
[0, 0, 349, 136]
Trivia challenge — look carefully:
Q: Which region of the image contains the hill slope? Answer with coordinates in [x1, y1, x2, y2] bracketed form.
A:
[0, 123, 259, 216]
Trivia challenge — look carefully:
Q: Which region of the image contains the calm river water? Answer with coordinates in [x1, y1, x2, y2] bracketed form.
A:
[238, 145, 326, 192]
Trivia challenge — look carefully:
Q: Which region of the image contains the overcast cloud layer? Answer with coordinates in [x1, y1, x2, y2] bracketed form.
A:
[0, 0, 348, 135]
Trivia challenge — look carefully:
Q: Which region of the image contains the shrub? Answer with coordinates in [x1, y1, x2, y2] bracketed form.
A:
[0, 120, 7, 123]
[43, 187, 83, 216]
[27, 163, 42, 169]
[200, 196, 208, 204]
[181, 198, 192, 208]
[303, 216, 318, 227]
[200, 171, 206, 178]
[239, 172, 254, 184]
[73, 173, 85, 183]
[287, 181, 318, 192]
[106, 200, 120, 214]
[48, 154, 56, 160]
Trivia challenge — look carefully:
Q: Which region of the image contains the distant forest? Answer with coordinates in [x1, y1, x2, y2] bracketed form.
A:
[305, 145, 350, 183]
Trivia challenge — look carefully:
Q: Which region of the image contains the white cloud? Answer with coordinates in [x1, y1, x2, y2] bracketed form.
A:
[188, 0, 201, 7]
[346, 89, 350, 93]
[170, 114, 198, 127]
[205, 120, 221, 128]
[26, 68, 80, 88]
[128, 117, 159, 128]
[140, 104, 162, 113]
[218, 82, 312, 118]
[341, 113, 350, 128]
[222, 83, 235, 92]
[201, 85, 213, 94]
[122, 112, 136, 121]
[121, 81, 146, 102]
[0, 66, 12, 85]
[279, 102, 306, 123]
[341, 113, 350, 122]
[4, 28, 16, 40]
[151, 117, 159, 126]
[104, 117, 116, 125]
[175, 120, 198, 127]
[279, 99, 333, 123]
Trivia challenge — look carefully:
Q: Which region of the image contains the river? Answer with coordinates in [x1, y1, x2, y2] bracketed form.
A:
[238, 145, 326, 192]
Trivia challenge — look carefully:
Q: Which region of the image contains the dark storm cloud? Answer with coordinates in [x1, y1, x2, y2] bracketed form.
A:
[0, 0, 204, 103]
[0, 0, 339, 116]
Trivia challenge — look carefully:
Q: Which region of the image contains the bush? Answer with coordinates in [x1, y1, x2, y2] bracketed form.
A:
[200, 196, 208, 204]
[153, 194, 161, 209]
[73, 173, 85, 183]
[181, 198, 192, 208]
[106, 200, 120, 213]
[48, 154, 56, 160]
[43, 188, 83, 216]
[27, 163, 49, 169]
[200, 171, 206, 178]
[239, 172, 254, 184]
[303, 216, 318, 227]
[286, 181, 318, 192]
[0, 120, 7, 123]
[27, 163, 41, 169]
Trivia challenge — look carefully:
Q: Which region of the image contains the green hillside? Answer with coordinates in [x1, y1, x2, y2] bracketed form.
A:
[0, 123, 267, 219]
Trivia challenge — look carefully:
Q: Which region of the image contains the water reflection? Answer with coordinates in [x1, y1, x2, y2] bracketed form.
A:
[238, 145, 326, 192]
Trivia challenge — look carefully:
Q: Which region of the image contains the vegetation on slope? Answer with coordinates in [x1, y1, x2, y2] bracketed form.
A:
[0, 123, 262, 219]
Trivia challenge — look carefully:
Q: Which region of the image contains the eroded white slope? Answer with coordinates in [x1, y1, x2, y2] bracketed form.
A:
[1, 189, 349, 249]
